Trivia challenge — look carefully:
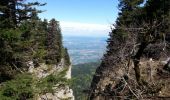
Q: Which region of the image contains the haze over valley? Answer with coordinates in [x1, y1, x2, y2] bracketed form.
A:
[63, 36, 107, 65]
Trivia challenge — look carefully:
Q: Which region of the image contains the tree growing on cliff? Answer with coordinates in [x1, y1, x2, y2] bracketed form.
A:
[110, 0, 170, 84]
[45, 19, 63, 64]
[90, 0, 170, 99]
[0, 1, 71, 99]
[64, 48, 71, 66]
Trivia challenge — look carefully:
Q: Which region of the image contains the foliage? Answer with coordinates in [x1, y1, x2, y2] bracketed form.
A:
[0, 0, 70, 83]
[0, 73, 34, 100]
[71, 62, 100, 100]
[0, 0, 45, 28]
[0, 1, 71, 100]
[0, 68, 70, 100]
[64, 48, 71, 66]
[45, 19, 63, 64]
[0, 29, 21, 64]
[36, 68, 69, 94]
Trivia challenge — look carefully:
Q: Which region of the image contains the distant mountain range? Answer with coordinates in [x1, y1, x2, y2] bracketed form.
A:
[63, 36, 107, 65]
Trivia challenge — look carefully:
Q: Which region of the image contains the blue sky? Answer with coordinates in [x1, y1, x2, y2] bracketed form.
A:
[37, 0, 119, 37]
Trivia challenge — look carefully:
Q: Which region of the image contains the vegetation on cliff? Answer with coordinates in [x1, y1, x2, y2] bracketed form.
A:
[90, 0, 170, 99]
[0, 68, 70, 99]
[0, 0, 71, 99]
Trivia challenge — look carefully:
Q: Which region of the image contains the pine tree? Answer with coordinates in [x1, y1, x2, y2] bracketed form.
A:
[64, 48, 71, 66]
[0, 0, 46, 82]
[0, 0, 45, 28]
[46, 19, 63, 64]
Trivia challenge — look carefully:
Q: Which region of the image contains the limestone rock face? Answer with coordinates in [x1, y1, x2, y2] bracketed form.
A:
[28, 59, 74, 100]
[39, 86, 74, 100]
[65, 65, 72, 79]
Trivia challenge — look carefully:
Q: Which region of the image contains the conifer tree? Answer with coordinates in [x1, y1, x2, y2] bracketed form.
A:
[0, 0, 45, 28]
[64, 48, 71, 66]
[0, 0, 46, 82]
[46, 19, 63, 64]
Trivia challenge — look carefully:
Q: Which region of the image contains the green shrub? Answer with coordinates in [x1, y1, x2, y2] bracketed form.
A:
[37, 68, 69, 94]
[0, 73, 34, 100]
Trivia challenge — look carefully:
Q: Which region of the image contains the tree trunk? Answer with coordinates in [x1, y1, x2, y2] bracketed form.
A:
[133, 59, 141, 84]
[133, 42, 148, 85]
[10, 0, 17, 27]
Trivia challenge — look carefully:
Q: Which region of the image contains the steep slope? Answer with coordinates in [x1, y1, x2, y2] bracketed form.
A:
[0, 28, 74, 100]
[89, 0, 170, 99]
[34, 59, 74, 100]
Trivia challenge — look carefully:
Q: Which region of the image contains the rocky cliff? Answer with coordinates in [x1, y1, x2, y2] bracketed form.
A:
[27, 59, 74, 100]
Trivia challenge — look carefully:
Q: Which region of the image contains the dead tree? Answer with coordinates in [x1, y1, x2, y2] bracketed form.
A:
[119, 20, 166, 85]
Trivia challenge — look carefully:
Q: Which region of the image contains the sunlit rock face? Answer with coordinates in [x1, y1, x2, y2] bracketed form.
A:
[37, 65, 74, 100]
[65, 65, 72, 79]
[39, 86, 74, 100]
[28, 59, 74, 100]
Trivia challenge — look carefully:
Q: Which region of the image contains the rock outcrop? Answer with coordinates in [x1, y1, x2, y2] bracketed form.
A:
[28, 59, 74, 100]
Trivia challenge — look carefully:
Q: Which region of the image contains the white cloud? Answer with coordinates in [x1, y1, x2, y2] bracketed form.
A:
[60, 21, 111, 37]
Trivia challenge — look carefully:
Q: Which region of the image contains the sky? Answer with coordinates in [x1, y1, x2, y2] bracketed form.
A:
[37, 0, 119, 37]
